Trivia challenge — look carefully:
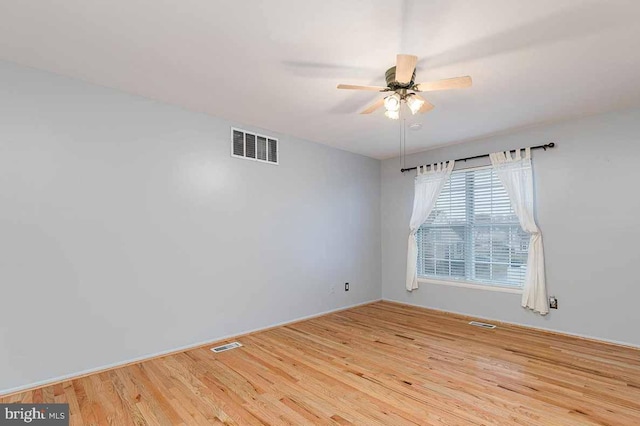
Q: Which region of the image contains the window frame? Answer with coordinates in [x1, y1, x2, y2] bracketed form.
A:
[416, 165, 526, 293]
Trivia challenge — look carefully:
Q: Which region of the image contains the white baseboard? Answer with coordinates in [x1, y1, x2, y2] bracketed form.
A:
[384, 298, 640, 349]
[0, 299, 381, 397]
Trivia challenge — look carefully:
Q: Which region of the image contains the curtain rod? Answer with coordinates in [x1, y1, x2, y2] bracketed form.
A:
[400, 142, 556, 173]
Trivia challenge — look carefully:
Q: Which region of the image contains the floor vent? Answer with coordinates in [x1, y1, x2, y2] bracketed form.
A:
[211, 342, 243, 353]
[469, 321, 496, 329]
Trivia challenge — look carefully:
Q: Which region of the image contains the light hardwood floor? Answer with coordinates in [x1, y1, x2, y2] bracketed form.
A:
[2, 301, 640, 425]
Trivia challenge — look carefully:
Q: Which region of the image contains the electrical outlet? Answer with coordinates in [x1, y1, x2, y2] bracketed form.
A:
[345, 282, 349, 291]
[549, 296, 558, 309]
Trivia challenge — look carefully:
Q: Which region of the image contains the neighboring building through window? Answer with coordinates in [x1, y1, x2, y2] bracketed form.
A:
[416, 166, 529, 288]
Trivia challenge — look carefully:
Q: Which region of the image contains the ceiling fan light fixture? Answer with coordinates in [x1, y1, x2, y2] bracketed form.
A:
[384, 94, 401, 112]
[406, 94, 425, 115]
[343, 53, 472, 117]
[384, 110, 399, 120]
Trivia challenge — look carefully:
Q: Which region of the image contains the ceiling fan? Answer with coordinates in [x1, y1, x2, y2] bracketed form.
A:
[337, 54, 472, 119]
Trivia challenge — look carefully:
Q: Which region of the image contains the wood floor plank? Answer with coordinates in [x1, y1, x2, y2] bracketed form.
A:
[2, 301, 639, 425]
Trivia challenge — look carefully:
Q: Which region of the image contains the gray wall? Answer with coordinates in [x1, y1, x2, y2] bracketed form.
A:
[0, 61, 381, 393]
[381, 108, 640, 347]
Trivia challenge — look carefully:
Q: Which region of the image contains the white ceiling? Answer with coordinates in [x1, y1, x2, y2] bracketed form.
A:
[1, 0, 639, 159]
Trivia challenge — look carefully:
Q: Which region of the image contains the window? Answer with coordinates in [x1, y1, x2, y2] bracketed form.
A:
[416, 166, 529, 288]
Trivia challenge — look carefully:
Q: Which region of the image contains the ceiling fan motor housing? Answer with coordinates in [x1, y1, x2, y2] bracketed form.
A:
[385, 66, 416, 91]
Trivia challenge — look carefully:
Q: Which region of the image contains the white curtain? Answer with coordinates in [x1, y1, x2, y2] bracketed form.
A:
[406, 161, 455, 291]
[490, 147, 548, 315]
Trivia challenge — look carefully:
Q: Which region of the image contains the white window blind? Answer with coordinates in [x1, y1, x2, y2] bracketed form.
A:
[416, 166, 529, 288]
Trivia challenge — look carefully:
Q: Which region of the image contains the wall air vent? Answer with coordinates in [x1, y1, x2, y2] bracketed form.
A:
[211, 341, 243, 353]
[469, 321, 497, 329]
[231, 128, 278, 165]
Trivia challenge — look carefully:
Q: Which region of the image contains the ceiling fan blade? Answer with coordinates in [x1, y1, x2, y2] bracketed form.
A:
[415, 76, 472, 92]
[337, 84, 387, 91]
[395, 54, 418, 84]
[360, 98, 385, 114]
[414, 94, 435, 113]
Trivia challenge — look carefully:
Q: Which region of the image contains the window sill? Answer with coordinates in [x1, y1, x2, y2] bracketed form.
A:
[417, 277, 523, 294]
